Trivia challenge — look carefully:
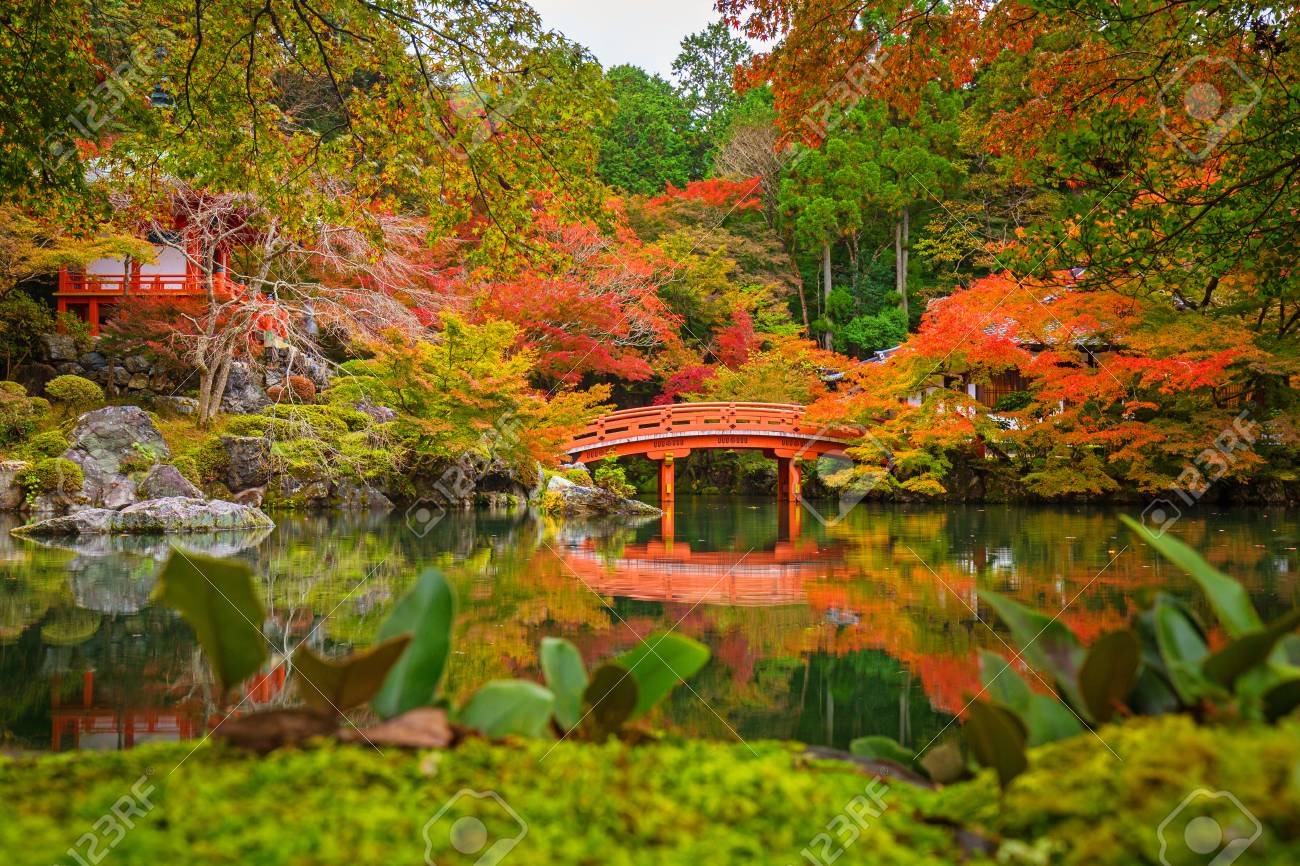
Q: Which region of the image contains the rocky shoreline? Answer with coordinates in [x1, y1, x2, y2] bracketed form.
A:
[12, 497, 274, 537]
[0, 403, 656, 534]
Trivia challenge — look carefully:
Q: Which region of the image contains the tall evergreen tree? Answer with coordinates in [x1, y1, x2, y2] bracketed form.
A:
[596, 65, 696, 195]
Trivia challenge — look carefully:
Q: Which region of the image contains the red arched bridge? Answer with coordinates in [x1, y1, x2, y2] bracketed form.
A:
[563, 402, 857, 505]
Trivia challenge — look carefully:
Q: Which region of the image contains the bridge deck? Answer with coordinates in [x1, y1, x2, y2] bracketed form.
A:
[564, 401, 856, 462]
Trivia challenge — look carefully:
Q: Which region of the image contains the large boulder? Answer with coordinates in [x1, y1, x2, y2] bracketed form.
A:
[38, 333, 78, 362]
[153, 395, 198, 416]
[542, 475, 661, 518]
[220, 436, 272, 492]
[62, 406, 168, 508]
[11, 362, 58, 396]
[352, 400, 397, 424]
[140, 463, 204, 499]
[65, 406, 169, 477]
[221, 361, 271, 414]
[0, 460, 28, 511]
[333, 479, 394, 511]
[11, 497, 275, 537]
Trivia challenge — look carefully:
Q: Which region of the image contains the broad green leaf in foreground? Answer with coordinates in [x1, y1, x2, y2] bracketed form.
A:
[293, 635, 413, 715]
[979, 650, 1083, 743]
[581, 663, 639, 739]
[459, 680, 556, 738]
[153, 550, 268, 693]
[963, 699, 1029, 789]
[1121, 515, 1262, 637]
[1202, 609, 1300, 688]
[541, 637, 588, 731]
[1078, 630, 1141, 723]
[1153, 602, 1212, 704]
[616, 632, 710, 720]
[372, 569, 455, 719]
[982, 591, 1086, 710]
[1262, 677, 1300, 723]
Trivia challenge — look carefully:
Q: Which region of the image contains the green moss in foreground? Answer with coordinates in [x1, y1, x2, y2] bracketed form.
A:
[2, 717, 1298, 865]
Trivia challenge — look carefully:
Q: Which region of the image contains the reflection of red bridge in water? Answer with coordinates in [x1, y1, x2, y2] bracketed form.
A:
[558, 532, 851, 606]
[564, 402, 857, 506]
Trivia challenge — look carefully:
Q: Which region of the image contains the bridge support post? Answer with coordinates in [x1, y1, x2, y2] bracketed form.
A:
[658, 457, 675, 506]
[776, 457, 801, 503]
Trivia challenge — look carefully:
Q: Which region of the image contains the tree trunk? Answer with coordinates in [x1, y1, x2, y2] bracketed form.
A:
[822, 240, 833, 350]
[196, 344, 235, 427]
[780, 234, 810, 336]
[901, 205, 910, 320]
[894, 217, 902, 301]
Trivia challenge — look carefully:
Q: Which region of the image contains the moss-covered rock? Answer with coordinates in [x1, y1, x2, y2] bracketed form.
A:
[541, 474, 661, 518]
[2, 717, 1296, 866]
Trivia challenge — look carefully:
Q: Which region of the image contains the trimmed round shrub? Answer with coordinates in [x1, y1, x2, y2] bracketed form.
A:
[44, 375, 104, 412]
[0, 390, 42, 443]
[21, 457, 83, 495]
[23, 430, 69, 459]
[0, 381, 26, 397]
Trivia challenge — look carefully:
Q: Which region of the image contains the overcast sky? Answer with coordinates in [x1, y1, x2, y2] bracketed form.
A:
[528, 0, 761, 80]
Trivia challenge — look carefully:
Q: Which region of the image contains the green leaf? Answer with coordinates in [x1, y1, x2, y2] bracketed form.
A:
[979, 650, 1035, 707]
[978, 650, 1083, 744]
[1203, 609, 1300, 688]
[616, 633, 710, 720]
[1154, 602, 1212, 704]
[1120, 515, 1262, 637]
[372, 569, 455, 719]
[1261, 677, 1300, 723]
[1078, 630, 1141, 723]
[963, 700, 1029, 789]
[458, 680, 556, 739]
[1129, 666, 1182, 716]
[849, 736, 917, 767]
[152, 550, 268, 693]
[540, 637, 588, 731]
[580, 663, 639, 739]
[982, 591, 1086, 709]
[292, 635, 412, 715]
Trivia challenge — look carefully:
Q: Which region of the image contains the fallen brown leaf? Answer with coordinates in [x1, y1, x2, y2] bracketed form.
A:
[212, 709, 338, 754]
[339, 707, 456, 749]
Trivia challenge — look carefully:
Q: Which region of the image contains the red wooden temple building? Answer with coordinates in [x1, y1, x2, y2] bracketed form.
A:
[55, 218, 234, 336]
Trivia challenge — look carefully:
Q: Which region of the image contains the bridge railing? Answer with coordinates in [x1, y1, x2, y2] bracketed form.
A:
[566, 401, 855, 454]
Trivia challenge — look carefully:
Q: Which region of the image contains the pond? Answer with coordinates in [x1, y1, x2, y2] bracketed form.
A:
[1, 499, 1296, 754]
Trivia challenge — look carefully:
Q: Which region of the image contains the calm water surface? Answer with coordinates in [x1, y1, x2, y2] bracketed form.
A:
[2, 499, 1296, 753]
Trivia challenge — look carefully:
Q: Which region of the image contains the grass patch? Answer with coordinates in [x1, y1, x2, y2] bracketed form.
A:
[2, 716, 1297, 865]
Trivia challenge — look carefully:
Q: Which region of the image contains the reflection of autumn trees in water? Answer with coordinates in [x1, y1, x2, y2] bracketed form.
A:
[1, 505, 1296, 751]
